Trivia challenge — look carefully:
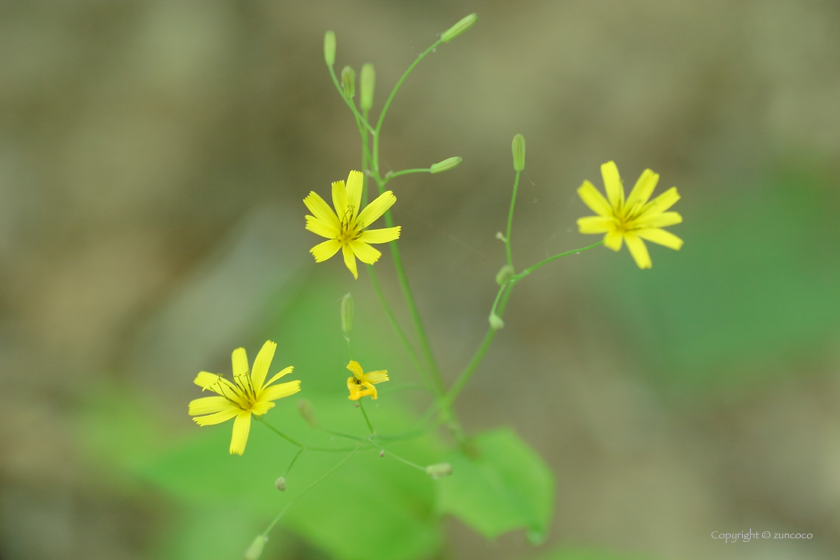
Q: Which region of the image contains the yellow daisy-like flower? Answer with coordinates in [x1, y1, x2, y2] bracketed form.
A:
[188, 340, 300, 455]
[577, 161, 684, 269]
[304, 170, 401, 279]
[346, 360, 389, 401]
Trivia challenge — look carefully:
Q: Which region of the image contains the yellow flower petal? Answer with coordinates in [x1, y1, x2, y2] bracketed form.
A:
[577, 180, 613, 217]
[251, 400, 274, 416]
[229, 411, 252, 455]
[342, 244, 358, 279]
[350, 240, 381, 265]
[624, 233, 652, 269]
[604, 230, 624, 251]
[347, 376, 360, 399]
[358, 227, 401, 244]
[577, 216, 615, 234]
[194, 371, 238, 396]
[251, 340, 276, 390]
[636, 228, 684, 250]
[189, 396, 235, 416]
[347, 360, 365, 380]
[637, 211, 682, 229]
[364, 369, 389, 384]
[601, 161, 624, 210]
[264, 366, 294, 387]
[311, 239, 342, 262]
[231, 347, 249, 379]
[305, 215, 339, 239]
[356, 191, 396, 228]
[363, 381, 378, 400]
[193, 408, 239, 426]
[304, 191, 339, 224]
[331, 179, 348, 218]
[625, 169, 659, 211]
[345, 170, 364, 222]
[261, 380, 301, 402]
[638, 187, 680, 218]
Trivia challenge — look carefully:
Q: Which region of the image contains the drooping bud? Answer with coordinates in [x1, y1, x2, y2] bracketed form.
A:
[379, 450, 385, 458]
[324, 31, 336, 67]
[274, 477, 286, 491]
[441, 13, 478, 43]
[340, 292, 354, 335]
[360, 63, 375, 112]
[512, 133, 525, 171]
[425, 463, 453, 479]
[489, 313, 505, 331]
[495, 264, 514, 285]
[341, 66, 355, 98]
[297, 399, 319, 429]
[429, 156, 462, 174]
[244, 535, 268, 560]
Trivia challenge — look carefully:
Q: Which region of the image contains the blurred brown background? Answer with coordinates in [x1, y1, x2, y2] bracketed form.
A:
[2, 0, 840, 559]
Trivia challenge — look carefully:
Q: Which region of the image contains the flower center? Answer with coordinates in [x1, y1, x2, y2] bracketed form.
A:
[338, 207, 364, 244]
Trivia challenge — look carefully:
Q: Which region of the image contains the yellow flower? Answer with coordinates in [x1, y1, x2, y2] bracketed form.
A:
[304, 170, 401, 279]
[577, 161, 683, 269]
[346, 360, 389, 400]
[188, 341, 300, 455]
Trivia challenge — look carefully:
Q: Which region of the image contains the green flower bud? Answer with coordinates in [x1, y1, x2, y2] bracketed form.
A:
[244, 536, 267, 560]
[341, 66, 355, 98]
[274, 477, 286, 491]
[441, 13, 478, 43]
[495, 264, 514, 285]
[425, 462, 453, 479]
[429, 156, 462, 174]
[489, 313, 505, 331]
[360, 63, 375, 112]
[324, 31, 336, 67]
[341, 292, 354, 334]
[512, 133, 525, 171]
[297, 399, 319, 429]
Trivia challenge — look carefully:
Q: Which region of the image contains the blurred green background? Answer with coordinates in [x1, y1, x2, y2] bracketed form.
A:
[2, 1, 840, 559]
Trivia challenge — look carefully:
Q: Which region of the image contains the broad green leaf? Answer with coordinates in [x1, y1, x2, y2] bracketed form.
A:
[435, 428, 554, 542]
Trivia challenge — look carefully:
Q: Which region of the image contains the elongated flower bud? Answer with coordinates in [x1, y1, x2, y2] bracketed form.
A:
[430, 156, 462, 174]
[425, 463, 453, 479]
[495, 264, 514, 285]
[244, 536, 267, 560]
[360, 63, 375, 111]
[489, 313, 505, 331]
[341, 292, 354, 334]
[297, 399, 319, 429]
[442, 13, 478, 43]
[341, 66, 355, 98]
[324, 31, 336, 67]
[512, 134, 525, 171]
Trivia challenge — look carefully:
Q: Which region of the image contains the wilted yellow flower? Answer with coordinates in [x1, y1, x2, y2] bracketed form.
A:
[304, 170, 401, 279]
[577, 161, 683, 269]
[346, 360, 389, 400]
[188, 341, 300, 455]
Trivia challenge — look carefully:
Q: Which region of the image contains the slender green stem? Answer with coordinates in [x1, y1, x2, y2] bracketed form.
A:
[259, 417, 358, 452]
[505, 170, 521, 269]
[373, 39, 443, 173]
[257, 417, 303, 448]
[262, 445, 362, 537]
[320, 427, 367, 442]
[366, 264, 431, 390]
[384, 168, 430, 181]
[283, 448, 303, 477]
[443, 241, 604, 407]
[358, 399, 375, 435]
[372, 443, 427, 472]
[515, 240, 603, 279]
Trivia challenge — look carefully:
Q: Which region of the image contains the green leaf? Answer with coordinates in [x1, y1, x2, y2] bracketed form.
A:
[435, 428, 554, 542]
[532, 547, 653, 560]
